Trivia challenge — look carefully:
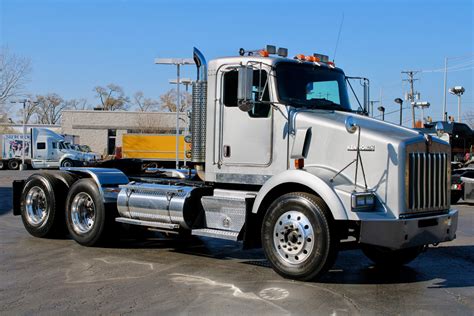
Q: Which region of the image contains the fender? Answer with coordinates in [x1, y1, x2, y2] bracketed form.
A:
[61, 167, 129, 203]
[251, 169, 349, 220]
[59, 153, 81, 164]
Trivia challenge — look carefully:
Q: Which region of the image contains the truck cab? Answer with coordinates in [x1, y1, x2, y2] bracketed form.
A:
[30, 128, 91, 168]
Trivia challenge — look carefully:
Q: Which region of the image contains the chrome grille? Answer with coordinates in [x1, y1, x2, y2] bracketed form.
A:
[408, 152, 449, 212]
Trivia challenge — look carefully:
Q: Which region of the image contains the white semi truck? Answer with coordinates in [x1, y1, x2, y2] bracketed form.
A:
[12, 47, 457, 280]
[1, 128, 97, 169]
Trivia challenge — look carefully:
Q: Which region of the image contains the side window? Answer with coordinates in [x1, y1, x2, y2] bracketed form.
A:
[37, 142, 46, 150]
[52, 142, 57, 149]
[222, 69, 271, 118]
[223, 71, 238, 107]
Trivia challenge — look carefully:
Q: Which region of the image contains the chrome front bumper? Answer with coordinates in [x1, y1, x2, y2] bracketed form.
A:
[359, 209, 458, 249]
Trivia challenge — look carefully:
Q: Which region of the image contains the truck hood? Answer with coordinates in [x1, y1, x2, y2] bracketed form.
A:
[292, 109, 445, 217]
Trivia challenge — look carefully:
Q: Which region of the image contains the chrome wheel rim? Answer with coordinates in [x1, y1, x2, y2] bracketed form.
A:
[25, 186, 48, 227]
[273, 211, 315, 264]
[71, 192, 96, 234]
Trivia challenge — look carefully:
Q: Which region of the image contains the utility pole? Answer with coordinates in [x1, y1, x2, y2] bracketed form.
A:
[369, 100, 379, 117]
[402, 70, 420, 128]
[442, 57, 448, 121]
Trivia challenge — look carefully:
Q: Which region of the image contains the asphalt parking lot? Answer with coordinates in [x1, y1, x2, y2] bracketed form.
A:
[0, 170, 473, 315]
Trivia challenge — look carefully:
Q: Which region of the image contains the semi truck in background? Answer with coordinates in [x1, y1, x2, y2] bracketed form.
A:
[121, 134, 191, 168]
[13, 46, 457, 281]
[0, 128, 98, 170]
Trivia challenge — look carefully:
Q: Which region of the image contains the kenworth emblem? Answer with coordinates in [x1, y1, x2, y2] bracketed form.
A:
[347, 145, 375, 152]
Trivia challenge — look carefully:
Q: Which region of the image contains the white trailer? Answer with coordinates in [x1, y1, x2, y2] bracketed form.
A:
[12, 46, 458, 281]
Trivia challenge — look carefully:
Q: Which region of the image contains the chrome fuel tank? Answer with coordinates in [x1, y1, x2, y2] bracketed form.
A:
[117, 182, 210, 230]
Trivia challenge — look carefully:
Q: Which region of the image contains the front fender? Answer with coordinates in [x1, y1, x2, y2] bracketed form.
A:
[60, 153, 81, 163]
[252, 169, 349, 220]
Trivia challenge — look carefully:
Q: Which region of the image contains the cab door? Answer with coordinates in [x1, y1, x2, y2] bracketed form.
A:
[32, 141, 47, 168]
[219, 67, 273, 166]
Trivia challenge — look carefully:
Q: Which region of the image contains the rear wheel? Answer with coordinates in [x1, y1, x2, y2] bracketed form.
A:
[8, 159, 20, 170]
[262, 192, 338, 281]
[20, 173, 69, 237]
[66, 178, 117, 246]
[0, 160, 4, 169]
[361, 244, 424, 267]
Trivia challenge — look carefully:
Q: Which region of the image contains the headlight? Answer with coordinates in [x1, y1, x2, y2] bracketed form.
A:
[351, 192, 376, 211]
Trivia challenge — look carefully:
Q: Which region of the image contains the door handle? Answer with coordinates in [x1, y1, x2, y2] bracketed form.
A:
[223, 145, 231, 158]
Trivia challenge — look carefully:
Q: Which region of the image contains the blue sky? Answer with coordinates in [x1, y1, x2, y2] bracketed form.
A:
[1, 0, 472, 125]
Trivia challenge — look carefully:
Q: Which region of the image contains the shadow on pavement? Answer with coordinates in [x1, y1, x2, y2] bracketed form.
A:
[110, 232, 474, 289]
[0, 187, 13, 216]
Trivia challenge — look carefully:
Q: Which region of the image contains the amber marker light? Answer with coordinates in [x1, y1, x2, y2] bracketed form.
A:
[294, 158, 305, 169]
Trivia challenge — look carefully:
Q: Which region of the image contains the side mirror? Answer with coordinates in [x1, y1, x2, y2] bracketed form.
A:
[237, 66, 254, 112]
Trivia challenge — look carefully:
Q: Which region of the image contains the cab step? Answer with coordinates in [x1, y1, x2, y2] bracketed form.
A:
[191, 228, 239, 241]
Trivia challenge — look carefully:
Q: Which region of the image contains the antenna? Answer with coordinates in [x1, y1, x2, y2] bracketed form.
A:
[333, 12, 344, 62]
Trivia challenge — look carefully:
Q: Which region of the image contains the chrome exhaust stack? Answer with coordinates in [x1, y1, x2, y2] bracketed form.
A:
[191, 47, 207, 179]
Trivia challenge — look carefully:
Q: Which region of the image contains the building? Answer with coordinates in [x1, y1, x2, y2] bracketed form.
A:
[61, 110, 188, 156]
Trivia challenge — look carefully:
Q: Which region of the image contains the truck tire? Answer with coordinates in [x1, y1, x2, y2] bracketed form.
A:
[261, 192, 338, 281]
[0, 160, 4, 170]
[20, 173, 69, 238]
[61, 159, 74, 168]
[65, 178, 117, 246]
[361, 245, 424, 267]
[8, 159, 20, 170]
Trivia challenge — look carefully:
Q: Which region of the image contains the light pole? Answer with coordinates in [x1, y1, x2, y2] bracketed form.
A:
[155, 57, 194, 169]
[169, 78, 193, 168]
[449, 86, 465, 122]
[377, 106, 385, 121]
[412, 101, 430, 124]
[11, 99, 35, 170]
[394, 98, 403, 126]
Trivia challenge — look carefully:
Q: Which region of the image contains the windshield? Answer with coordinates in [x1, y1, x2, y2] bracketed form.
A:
[276, 62, 352, 111]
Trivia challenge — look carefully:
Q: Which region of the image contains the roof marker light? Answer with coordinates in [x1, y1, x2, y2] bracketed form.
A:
[259, 50, 269, 57]
[295, 54, 305, 60]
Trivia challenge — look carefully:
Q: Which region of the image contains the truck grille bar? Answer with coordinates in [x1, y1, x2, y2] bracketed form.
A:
[408, 152, 449, 212]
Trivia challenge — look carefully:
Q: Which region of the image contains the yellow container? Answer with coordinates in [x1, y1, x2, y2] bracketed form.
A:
[122, 134, 190, 161]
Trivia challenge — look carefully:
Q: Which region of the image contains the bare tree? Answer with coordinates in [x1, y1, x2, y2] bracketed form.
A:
[94, 84, 129, 111]
[66, 98, 90, 110]
[35, 93, 67, 124]
[0, 47, 32, 109]
[133, 91, 159, 112]
[159, 89, 191, 112]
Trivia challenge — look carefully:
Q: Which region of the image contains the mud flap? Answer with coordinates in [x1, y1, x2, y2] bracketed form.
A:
[12, 180, 25, 216]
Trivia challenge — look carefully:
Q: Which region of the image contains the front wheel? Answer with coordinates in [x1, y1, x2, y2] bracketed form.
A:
[66, 178, 117, 246]
[361, 244, 424, 267]
[61, 159, 74, 168]
[262, 192, 338, 281]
